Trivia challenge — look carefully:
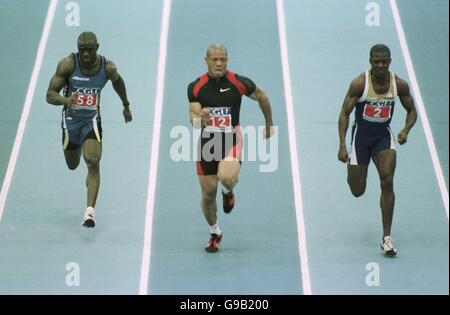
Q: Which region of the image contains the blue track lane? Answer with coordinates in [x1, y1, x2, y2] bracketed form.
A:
[0, 0, 49, 188]
[284, 0, 448, 294]
[0, 0, 162, 294]
[147, 0, 303, 294]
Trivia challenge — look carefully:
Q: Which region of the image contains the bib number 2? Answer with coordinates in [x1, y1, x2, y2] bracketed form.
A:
[363, 104, 391, 123]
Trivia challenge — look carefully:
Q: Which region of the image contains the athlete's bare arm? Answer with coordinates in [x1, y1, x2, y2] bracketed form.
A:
[338, 74, 365, 162]
[189, 102, 210, 128]
[248, 85, 274, 138]
[46, 56, 74, 107]
[105, 60, 132, 122]
[395, 76, 417, 145]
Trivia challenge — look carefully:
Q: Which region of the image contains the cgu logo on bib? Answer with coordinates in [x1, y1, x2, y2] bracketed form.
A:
[209, 107, 231, 116]
[74, 87, 101, 95]
[367, 99, 394, 107]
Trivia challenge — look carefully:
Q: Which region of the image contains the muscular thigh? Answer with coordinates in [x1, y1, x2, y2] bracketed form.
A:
[83, 138, 102, 161]
[198, 174, 219, 196]
[349, 125, 372, 166]
[371, 127, 395, 160]
[372, 149, 396, 178]
[350, 125, 394, 167]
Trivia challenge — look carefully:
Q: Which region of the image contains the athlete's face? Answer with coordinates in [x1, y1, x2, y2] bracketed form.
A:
[370, 52, 391, 79]
[205, 49, 228, 78]
[77, 40, 99, 67]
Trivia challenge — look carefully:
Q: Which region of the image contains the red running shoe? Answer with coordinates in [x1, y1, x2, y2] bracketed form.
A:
[222, 191, 235, 213]
[205, 233, 222, 252]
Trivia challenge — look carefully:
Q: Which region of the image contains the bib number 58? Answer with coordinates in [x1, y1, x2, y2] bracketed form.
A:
[75, 93, 97, 107]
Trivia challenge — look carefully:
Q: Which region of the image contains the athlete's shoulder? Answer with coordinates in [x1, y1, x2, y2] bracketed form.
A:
[187, 79, 199, 98]
[104, 58, 118, 80]
[105, 58, 115, 69]
[393, 74, 410, 96]
[354, 71, 366, 85]
[189, 73, 209, 87]
[228, 72, 256, 95]
[56, 54, 75, 77]
[187, 73, 209, 101]
[348, 72, 365, 96]
[188, 77, 200, 88]
[234, 72, 254, 82]
[393, 73, 407, 87]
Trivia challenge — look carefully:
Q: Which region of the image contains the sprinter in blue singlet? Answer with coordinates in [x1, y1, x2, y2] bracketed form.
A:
[46, 32, 132, 228]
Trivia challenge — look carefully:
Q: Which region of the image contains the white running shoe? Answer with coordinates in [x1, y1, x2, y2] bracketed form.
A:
[82, 207, 96, 228]
[380, 236, 397, 257]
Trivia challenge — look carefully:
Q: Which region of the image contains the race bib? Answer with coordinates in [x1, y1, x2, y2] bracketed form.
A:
[205, 107, 232, 133]
[363, 103, 392, 123]
[74, 93, 98, 108]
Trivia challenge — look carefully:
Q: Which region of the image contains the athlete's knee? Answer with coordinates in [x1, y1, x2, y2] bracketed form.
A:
[67, 162, 79, 171]
[380, 173, 394, 192]
[347, 177, 365, 197]
[348, 180, 366, 197]
[217, 169, 238, 187]
[218, 175, 238, 189]
[85, 156, 100, 171]
[350, 186, 365, 198]
[202, 189, 216, 205]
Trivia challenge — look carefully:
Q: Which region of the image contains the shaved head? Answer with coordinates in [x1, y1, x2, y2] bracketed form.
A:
[206, 44, 228, 58]
[78, 31, 98, 44]
[370, 44, 391, 58]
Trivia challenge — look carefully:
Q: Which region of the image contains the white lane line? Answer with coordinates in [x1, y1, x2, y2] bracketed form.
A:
[0, 0, 58, 222]
[390, 0, 449, 220]
[139, 0, 172, 295]
[276, 0, 312, 295]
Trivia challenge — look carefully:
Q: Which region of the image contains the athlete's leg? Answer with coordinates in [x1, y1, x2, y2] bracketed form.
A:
[198, 175, 219, 225]
[347, 124, 369, 197]
[64, 147, 82, 170]
[217, 128, 243, 214]
[217, 157, 240, 191]
[347, 164, 368, 197]
[82, 139, 102, 207]
[372, 149, 396, 237]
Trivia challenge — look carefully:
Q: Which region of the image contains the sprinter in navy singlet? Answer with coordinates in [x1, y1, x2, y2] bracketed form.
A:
[61, 52, 107, 150]
[46, 32, 132, 228]
[338, 44, 417, 256]
[188, 44, 275, 252]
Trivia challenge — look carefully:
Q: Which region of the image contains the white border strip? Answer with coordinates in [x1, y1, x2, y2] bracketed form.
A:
[390, 0, 449, 220]
[276, 0, 312, 295]
[139, 0, 171, 295]
[0, 0, 58, 222]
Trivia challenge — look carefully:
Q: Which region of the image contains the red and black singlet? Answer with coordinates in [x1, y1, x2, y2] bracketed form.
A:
[187, 71, 256, 130]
